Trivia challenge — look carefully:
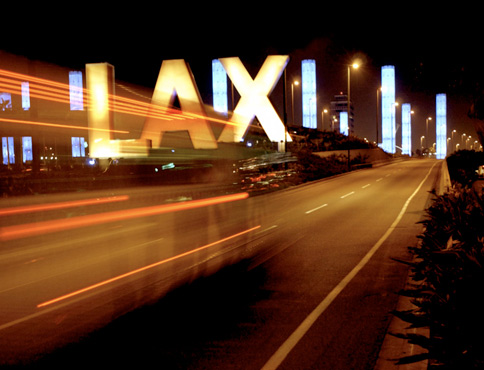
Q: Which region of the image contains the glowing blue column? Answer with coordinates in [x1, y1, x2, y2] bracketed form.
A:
[302, 59, 317, 129]
[212, 59, 228, 115]
[402, 103, 412, 156]
[340, 111, 348, 136]
[381, 66, 396, 153]
[69, 71, 84, 111]
[436, 94, 447, 159]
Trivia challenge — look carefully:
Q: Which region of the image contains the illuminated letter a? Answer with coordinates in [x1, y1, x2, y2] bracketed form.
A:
[141, 59, 217, 149]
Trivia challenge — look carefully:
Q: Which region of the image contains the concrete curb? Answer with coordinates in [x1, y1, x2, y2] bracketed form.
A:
[373, 277, 429, 370]
[374, 160, 448, 370]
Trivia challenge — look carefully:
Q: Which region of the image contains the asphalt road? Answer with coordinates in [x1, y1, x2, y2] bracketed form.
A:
[0, 159, 440, 368]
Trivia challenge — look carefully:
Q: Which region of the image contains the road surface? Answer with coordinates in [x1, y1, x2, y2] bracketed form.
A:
[0, 159, 440, 368]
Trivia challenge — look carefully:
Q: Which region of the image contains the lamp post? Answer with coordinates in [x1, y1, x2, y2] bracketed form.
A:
[321, 108, 328, 131]
[347, 62, 359, 170]
[291, 80, 299, 125]
[347, 62, 359, 136]
[452, 129, 456, 153]
[426, 117, 432, 149]
[391, 102, 399, 154]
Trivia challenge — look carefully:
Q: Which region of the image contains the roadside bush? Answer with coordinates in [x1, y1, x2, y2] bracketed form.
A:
[294, 149, 348, 182]
[447, 150, 484, 187]
[394, 187, 484, 368]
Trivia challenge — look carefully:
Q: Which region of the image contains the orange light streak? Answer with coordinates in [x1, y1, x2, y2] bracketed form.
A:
[0, 195, 129, 216]
[36, 224, 261, 308]
[0, 117, 130, 134]
[0, 192, 249, 242]
[0, 68, 246, 130]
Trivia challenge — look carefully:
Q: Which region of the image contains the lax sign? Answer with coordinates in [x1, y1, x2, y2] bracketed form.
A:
[86, 56, 291, 158]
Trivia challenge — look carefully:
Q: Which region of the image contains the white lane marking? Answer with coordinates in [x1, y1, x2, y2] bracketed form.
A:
[340, 191, 355, 199]
[376, 178, 383, 182]
[362, 184, 371, 189]
[260, 225, 279, 233]
[305, 204, 328, 214]
[260, 161, 438, 370]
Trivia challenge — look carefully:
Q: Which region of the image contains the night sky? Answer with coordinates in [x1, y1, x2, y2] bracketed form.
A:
[3, 5, 483, 151]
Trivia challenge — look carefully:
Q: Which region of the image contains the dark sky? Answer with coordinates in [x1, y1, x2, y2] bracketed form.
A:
[3, 5, 483, 150]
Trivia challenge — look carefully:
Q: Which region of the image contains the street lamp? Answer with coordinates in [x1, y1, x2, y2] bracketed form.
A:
[426, 117, 432, 149]
[346, 61, 360, 170]
[391, 102, 399, 153]
[452, 129, 457, 153]
[347, 62, 359, 136]
[321, 108, 328, 131]
[291, 80, 299, 125]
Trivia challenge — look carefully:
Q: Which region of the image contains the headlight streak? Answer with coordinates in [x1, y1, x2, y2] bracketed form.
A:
[36, 224, 261, 308]
[0, 192, 249, 242]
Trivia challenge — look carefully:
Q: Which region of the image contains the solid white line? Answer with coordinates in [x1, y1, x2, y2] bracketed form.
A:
[340, 191, 355, 199]
[260, 161, 438, 370]
[305, 204, 328, 214]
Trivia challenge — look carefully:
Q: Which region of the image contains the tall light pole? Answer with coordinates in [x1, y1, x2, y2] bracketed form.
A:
[426, 117, 432, 149]
[391, 102, 399, 153]
[321, 108, 328, 131]
[452, 129, 457, 153]
[347, 62, 359, 136]
[291, 80, 299, 125]
[347, 62, 359, 170]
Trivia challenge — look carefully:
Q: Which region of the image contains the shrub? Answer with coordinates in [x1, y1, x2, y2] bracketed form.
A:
[394, 187, 484, 368]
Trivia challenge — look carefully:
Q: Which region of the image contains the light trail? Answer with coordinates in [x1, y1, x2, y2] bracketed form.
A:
[36, 225, 261, 308]
[0, 192, 249, 242]
[0, 68, 246, 131]
[0, 195, 129, 216]
[0, 117, 129, 134]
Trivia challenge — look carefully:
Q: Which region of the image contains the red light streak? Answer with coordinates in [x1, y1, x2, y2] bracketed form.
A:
[36, 224, 260, 308]
[0, 192, 249, 242]
[0, 195, 129, 216]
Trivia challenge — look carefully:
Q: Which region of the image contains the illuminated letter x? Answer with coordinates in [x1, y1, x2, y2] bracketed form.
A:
[217, 56, 291, 143]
